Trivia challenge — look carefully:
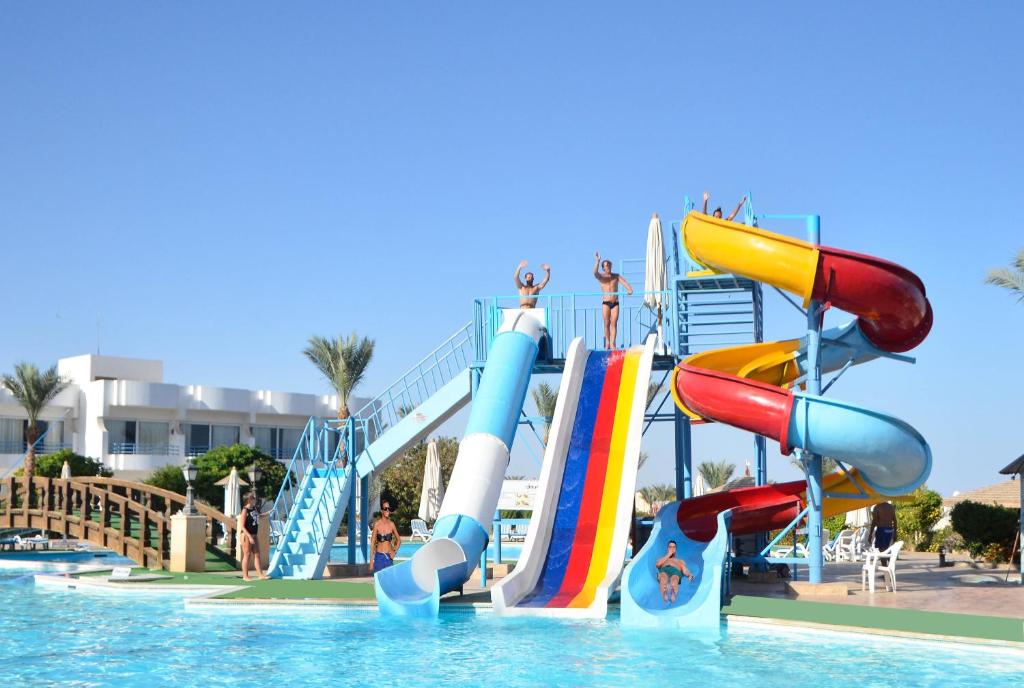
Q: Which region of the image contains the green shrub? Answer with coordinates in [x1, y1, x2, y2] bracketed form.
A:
[143, 445, 288, 511]
[375, 437, 458, 534]
[950, 500, 1018, 558]
[895, 486, 943, 551]
[16, 449, 111, 478]
[824, 513, 848, 539]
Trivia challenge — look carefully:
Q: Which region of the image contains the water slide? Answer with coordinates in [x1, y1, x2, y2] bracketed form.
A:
[492, 335, 656, 618]
[622, 212, 933, 628]
[375, 310, 543, 617]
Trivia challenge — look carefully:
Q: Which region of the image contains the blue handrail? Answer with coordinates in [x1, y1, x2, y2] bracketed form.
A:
[268, 417, 318, 541]
[349, 322, 474, 442]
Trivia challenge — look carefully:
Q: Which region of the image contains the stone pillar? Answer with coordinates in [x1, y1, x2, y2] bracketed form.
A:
[170, 513, 206, 572]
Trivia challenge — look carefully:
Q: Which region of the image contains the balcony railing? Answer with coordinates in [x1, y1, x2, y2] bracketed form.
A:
[109, 443, 179, 456]
[0, 441, 73, 455]
[258, 446, 299, 462]
[473, 290, 674, 363]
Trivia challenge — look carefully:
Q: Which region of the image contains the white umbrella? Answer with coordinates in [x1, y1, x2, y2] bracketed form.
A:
[644, 213, 667, 352]
[850, 506, 871, 528]
[60, 460, 71, 480]
[216, 467, 247, 519]
[418, 439, 445, 523]
[693, 472, 708, 497]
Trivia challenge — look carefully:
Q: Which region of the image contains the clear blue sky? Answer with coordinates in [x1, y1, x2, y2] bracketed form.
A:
[2, 3, 1022, 496]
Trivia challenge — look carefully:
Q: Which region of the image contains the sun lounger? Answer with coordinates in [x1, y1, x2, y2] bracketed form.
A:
[410, 519, 432, 542]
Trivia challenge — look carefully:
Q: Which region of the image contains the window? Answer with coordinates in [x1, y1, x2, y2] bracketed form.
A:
[37, 420, 65, 450]
[0, 418, 23, 453]
[107, 420, 137, 453]
[106, 420, 173, 455]
[254, 426, 304, 460]
[184, 423, 240, 456]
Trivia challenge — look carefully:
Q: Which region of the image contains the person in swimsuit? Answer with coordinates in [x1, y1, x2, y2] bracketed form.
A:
[515, 260, 551, 308]
[239, 492, 268, 581]
[594, 252, 633, 350]
[369, 499, 401, 572]
[870, 501, 897, 551]
[702, 191, 747, 221]
[655, 540, 693, 603]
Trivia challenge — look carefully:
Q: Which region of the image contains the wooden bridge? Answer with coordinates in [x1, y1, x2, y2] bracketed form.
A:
[0, 476, 239, 570]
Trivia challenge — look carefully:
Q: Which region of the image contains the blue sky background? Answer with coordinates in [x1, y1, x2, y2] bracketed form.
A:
[2, 3, 1022, 496]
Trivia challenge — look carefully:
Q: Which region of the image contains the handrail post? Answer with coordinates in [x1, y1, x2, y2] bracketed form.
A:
[346, 420, 357, 566]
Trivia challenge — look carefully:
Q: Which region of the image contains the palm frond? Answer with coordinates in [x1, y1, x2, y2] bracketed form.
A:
[646, 381, 663, 409]
[697, 460, 735, 489]
[530, 382, 559, 444]
[303, 332, 376, 415]
[1, 363, 69, 427]
[985, 249, 1024, 304]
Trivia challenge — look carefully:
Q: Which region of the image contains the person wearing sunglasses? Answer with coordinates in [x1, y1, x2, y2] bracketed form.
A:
[370, 499, 401, 572]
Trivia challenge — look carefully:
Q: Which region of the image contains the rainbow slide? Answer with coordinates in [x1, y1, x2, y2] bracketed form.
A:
[492, 335, 656, 618]
[622, 212, 933, 628]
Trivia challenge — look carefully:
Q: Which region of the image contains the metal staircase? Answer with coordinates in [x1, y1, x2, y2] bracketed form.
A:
[267, 323, 476, 580]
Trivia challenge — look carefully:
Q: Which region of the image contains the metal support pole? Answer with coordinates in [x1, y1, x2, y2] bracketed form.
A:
[347, 422, 357, 566]
[675, 407, 692, 499]
[359, 474, 369, 563]
[494, 509, 502, 564]
[805, 214, 824, 585]
[1019, 477, 1023, 583]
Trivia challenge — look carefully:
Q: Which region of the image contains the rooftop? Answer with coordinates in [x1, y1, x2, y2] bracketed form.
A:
[944, 479, 1021, 509]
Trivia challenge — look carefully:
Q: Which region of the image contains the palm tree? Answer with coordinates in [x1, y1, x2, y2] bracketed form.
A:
[646, 381, 662, 409]
[985, 248, 1024, 303]
[530, 382, 559, 445]
[697, 460, 735, 489]
[639, 483, 676, 506]
[790, 455, 840, 475]
[303, 333, 375, 419]
[1, 363, 69, 480]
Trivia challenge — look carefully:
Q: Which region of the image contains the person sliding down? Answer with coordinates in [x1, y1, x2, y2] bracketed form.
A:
[655, 540, 694, 603]
[702, 191, 747, 221]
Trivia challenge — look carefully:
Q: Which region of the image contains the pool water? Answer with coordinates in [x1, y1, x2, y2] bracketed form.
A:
[329, 540, 522, 564]
[0, 549, 135, 570]
[2, 567, 1022, 687]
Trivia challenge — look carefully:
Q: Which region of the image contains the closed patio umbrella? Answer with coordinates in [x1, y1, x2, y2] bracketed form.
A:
[644, 213, 668, 352]
[693, 472, 708, 497]
[60, 460, 71, 480]
[215, 467, 248, 519]
[418, 439, 445, 523]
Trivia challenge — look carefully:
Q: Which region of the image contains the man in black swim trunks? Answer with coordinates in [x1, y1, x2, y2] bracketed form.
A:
[594, 252, 633, 349]
[515, 260, 551, 308]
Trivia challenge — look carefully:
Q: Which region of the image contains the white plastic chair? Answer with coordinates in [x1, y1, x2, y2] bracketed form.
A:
[822, 530, 849, 562]
[861, 540, 903, 593]
[410, 519, 432, 542]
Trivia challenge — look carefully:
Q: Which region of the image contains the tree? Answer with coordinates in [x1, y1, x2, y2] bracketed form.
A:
[697, 460, 735, 489]
[638, 483, 675, 509]
[303, 333, 375, 419]
[646, 381, 663, 409]
[895, 486, 943, 551]
[985, 248, 1024, 303]
[143, 444, 287, 511]
[376, 436, 458, 534]
[789, 455, 840, 475]
[530, 382, 558, 444]
[1, 363, 70, 480]
[16, 449, 111, 478]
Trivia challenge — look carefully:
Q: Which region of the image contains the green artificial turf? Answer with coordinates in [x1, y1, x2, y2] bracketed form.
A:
[724, 595, 1024, 643]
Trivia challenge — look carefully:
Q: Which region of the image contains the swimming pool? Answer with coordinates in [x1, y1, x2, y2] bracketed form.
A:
[0, 549, 135, 570]
[3, 566, 1022, 687]
[329, 540, 522, 564]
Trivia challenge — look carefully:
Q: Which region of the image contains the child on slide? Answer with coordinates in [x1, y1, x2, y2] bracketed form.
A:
[655, 540, 694, 603]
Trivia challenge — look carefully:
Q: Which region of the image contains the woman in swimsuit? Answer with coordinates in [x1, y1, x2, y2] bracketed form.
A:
[239, 492, 268, 581]
[655, 540, 693, 603]
[369, 499, 401, 572]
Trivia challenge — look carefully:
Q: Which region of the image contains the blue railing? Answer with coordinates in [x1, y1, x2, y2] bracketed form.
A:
[268, 417, 319, 543]
[0, 441, 71, 454]
[303, 422, 351, 552]
[473, 290, 674, 361]
[109, 443, 178, 456]
[1, 424, 64, 479]
[349, 322, 475, 444]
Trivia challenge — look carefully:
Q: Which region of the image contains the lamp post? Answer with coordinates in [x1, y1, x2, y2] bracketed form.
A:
[248, 462, 262, 502]
[181, 457, 198, 515]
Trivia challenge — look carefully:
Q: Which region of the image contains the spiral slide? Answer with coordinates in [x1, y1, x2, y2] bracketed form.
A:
[492, 335, 656, 618]
[376, 310, 543, 617]
[622, 212, 933, 628]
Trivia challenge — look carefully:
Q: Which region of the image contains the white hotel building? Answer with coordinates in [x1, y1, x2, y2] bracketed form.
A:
[0, 354, 360, 481]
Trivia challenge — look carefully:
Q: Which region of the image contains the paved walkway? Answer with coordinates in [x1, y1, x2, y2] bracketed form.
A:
[732, 552, 1024, 620]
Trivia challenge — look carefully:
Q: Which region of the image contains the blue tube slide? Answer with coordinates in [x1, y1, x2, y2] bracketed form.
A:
[376, 310, 543, 617]
[621, 504, 732, 629]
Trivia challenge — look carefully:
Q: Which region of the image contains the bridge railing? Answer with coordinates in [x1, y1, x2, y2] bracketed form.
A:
[0, 476, 238, 569]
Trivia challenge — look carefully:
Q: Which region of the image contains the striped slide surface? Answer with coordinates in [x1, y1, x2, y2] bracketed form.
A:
[492, 334, 655, 618]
